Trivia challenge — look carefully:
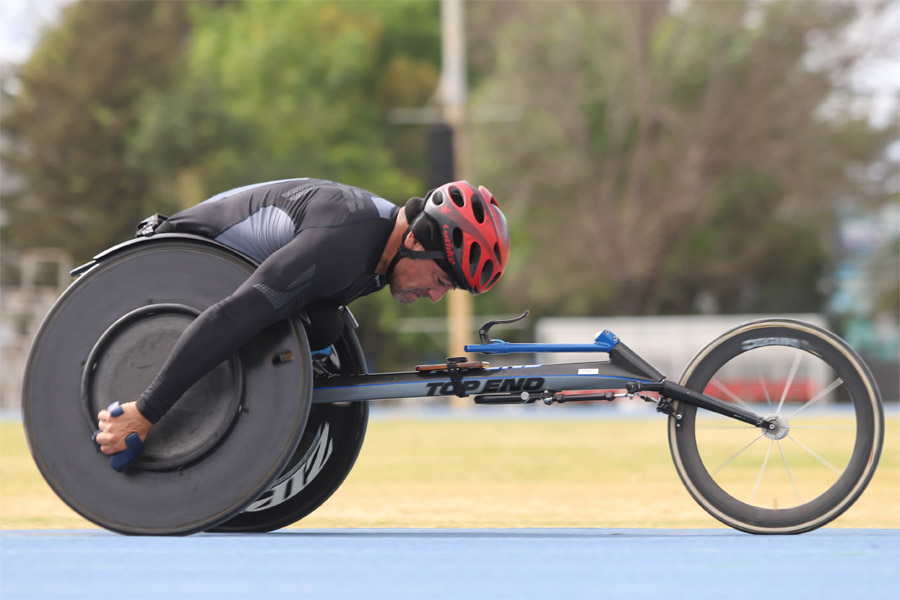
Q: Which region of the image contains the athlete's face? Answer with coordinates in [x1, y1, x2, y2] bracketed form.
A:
[389, 257, 456, 304]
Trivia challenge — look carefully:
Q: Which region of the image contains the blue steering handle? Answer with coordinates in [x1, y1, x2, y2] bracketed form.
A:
[92, 402, 145, 472]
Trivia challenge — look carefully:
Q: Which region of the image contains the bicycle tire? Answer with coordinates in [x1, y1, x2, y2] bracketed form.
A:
[668, 319, 883, 534]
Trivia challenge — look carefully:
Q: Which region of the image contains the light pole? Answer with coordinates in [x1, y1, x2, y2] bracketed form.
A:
[438, 0, 473, 368]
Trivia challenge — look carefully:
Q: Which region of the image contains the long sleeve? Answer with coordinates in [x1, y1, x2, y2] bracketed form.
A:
[136, 222, 380, 423]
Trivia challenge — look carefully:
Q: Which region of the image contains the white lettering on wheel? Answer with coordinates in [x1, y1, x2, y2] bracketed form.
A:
[244, 422, 334, 512]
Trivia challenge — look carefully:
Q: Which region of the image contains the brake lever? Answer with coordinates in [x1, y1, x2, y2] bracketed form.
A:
[478, 310, 529, 344]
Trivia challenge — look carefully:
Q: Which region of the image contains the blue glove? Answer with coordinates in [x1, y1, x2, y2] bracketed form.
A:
[92, 401, 145, 472]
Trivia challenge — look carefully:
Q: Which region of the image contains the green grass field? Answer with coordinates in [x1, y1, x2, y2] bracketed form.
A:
[2, 416, 898, 530]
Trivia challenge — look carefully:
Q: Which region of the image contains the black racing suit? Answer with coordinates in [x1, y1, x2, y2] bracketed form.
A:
[136, 178, 398, 424]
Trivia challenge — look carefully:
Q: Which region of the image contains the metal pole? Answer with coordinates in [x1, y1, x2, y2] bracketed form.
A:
[440, 0, 466, 116]
[440, 0, 473, 373]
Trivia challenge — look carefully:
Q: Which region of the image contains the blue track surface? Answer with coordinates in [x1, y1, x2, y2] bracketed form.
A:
[1, 528, 898, 599]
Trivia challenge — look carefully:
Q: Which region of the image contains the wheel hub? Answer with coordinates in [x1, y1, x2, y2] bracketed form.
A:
[762, 414, 790, 440]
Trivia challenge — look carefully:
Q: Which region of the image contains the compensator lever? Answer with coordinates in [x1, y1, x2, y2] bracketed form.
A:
[478, 310, 529, 344]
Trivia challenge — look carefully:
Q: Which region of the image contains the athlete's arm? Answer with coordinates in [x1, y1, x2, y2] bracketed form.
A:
[133, 225, 374, 425]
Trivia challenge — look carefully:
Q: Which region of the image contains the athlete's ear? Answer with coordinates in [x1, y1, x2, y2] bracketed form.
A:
[403, 232, 426, 252]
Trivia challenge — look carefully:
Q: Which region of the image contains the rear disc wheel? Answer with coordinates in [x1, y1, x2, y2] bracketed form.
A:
[23, 236, 312, 535]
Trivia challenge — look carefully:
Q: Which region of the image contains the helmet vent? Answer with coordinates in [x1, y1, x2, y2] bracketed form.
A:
[449, 187, 466, 208]
[480, 260, 494, 287]
[452, 226, 464, 248]
[469, 244, 482, 277]
[471, 196, 485, 223]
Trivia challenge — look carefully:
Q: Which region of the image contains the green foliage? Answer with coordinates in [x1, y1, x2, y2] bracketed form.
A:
[2, 0, 895, 369]
[2, 0, 441, 259]
[124, 1, 447, 370]
[3, 0, 444, 369]
[131, 1, 440, 208]
[1, 1, 193, 261]
[467, 0, 896, 319]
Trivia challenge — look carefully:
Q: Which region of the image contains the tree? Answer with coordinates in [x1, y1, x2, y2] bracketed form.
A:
[2, 1, 445, 368]
[466, 0, 897, 317]
[127, 1, 444, 365]
[1, 1, 193, 261]
[130, 1, 440, 210]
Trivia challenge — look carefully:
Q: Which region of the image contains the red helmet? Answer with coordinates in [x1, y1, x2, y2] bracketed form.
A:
[423, 181, 510, 294]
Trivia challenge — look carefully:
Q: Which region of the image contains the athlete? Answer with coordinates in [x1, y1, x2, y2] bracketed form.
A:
[94, 178, 509, 456]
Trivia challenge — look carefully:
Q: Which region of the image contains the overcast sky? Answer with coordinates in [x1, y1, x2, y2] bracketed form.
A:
[0, 0, 70, 64]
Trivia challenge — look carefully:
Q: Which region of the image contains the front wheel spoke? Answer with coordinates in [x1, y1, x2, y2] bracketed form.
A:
[784, 377, 845, 420]
[789, 425, 854, 431]
[710, 378, 756, 415]
[776, 353, 803, 415]
[788, 434, 842, 475]
[750, 440, 775, 503]
[711, 433, 767, 475]
[777, 440, 802, 504]
[757, 366, 774, 412]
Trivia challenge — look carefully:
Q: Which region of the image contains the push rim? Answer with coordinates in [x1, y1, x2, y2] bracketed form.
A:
[81, 303, 243, 471]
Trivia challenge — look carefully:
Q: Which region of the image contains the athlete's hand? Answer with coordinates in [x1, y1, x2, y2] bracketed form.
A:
[95, 402, 152, 455]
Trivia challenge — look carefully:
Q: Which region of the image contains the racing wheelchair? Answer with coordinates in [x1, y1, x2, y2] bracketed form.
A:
[22, 233, 884, 535]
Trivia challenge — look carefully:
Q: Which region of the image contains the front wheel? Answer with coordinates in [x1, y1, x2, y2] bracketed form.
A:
[668, 319, 883, 534]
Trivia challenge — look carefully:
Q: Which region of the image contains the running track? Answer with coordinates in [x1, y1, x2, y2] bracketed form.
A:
[1, 528, 898, 599]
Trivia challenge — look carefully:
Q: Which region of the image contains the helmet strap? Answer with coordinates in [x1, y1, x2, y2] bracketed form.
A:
[384, 228, 446, 282]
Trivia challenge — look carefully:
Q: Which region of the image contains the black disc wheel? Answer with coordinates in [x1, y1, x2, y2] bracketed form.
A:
[211, 309, 370, 532]
[23, 235, 312, 535]
[668, 319, 883, 534]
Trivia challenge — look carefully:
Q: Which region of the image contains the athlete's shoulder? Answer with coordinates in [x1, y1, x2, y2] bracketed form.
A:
[201, 178, 311, 205]
[303, 180, 399, 226]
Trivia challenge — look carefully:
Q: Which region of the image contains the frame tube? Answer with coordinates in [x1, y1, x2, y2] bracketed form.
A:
[312, 361, 655, 404]
[313, 363, 766, 429]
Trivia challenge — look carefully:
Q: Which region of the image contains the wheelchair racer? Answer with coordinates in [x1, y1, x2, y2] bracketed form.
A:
[94, 178, 510, 457]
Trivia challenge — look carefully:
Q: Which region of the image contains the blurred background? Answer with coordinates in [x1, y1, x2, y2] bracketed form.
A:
[1, 0, 897, 410]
